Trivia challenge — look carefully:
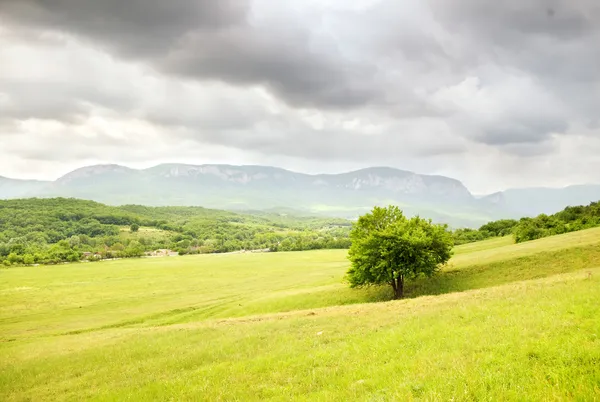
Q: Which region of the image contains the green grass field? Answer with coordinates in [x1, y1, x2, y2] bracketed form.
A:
[118, 226, 174, 242]
[2, 228, 600, 400]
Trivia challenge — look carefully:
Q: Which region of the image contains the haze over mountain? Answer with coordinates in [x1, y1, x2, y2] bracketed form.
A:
[2, 164, 599, 227]
[0, 176, 48, 199]
[481, 185, 600, 217]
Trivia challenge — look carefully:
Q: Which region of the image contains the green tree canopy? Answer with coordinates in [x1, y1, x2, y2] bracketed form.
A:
[347, 206, 453, 299]
[0, 198, 353, 265]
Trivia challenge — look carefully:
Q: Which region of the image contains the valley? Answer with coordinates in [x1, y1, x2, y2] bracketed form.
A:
[3, 1, 600, 400]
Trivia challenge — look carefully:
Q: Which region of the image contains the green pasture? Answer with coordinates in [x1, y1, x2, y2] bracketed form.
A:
[2, 227, 600, 400]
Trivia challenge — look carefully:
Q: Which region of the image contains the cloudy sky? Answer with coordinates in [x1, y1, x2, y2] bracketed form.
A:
[1, 0, 599, 193]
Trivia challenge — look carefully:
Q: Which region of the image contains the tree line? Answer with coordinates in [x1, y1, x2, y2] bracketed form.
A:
[512, 201, 600, 242]
[451, 201, 600, 245]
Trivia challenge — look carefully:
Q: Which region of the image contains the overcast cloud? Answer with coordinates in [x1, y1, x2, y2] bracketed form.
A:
[1, 0, 599, 193]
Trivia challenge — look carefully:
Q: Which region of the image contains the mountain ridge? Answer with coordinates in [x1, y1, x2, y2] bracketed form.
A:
[1, 163, 599, 227]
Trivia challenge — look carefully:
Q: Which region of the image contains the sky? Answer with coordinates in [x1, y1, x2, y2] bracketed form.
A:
[1, 0, 599, 194]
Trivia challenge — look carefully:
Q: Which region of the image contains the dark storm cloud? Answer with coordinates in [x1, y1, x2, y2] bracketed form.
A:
[0, 0, 247, 56]
[160, 30, 379, 109]
[0, 0, 381, 109]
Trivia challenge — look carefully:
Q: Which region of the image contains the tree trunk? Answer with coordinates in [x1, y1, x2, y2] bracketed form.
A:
[393, 275, 404, 299]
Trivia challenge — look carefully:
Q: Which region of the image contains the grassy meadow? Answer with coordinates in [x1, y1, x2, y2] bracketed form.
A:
[2, 228, 600, 400]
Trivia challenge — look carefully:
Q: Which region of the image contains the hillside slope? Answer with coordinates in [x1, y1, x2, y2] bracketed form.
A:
[2, 228, 599, 400]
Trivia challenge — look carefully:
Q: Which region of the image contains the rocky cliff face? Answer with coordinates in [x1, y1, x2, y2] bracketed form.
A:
[137, 164, 472, 200]
[147, 164, 296, 183]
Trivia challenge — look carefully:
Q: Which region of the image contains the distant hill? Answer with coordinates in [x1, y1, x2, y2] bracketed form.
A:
[0, 176, 50, 199]
[480, 185, 600, 216]
[1, 164, 598, 227]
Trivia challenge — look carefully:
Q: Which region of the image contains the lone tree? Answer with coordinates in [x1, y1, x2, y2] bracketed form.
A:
[130, 223, 140, 232]
[347, 206, 453, 299]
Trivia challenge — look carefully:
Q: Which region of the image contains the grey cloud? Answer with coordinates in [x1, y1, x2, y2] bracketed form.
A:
[431, 0, 597, 41]
[482, 119, 568, 146]
[161, 28, 380, 109]
[0, 80, 135, 123]
[499, 141, 557, 157]
[429, 71, 573, 149]
[0, 0, 247, 56]
[173, 114, 468, 164]
[142, 84, 271, 131]
[429, 0, 600, 113]
[422, 1, 600, 149]
[0, 0, 382, 109]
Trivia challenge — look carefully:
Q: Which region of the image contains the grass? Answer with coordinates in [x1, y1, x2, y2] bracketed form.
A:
[452, 235, 514, 255]
[408, 243, 600, 297]
[451, 226, 600, 267]
[2, 228, 600, 400]
[0, 251, 388, 340]
[118, 226, 173, 242]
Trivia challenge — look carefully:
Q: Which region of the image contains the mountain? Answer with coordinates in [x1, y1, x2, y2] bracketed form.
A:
[0, 176, 50, 199]
[0, 164, 492, 227]
[1, 164, 598, 228]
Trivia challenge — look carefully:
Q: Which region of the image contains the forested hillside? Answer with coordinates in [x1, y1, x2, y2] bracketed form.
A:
[451, 201, 600, 245]
[513, 201, 600, 242]
[452, 219, 519, 245]
[0, 198, 351, 266]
